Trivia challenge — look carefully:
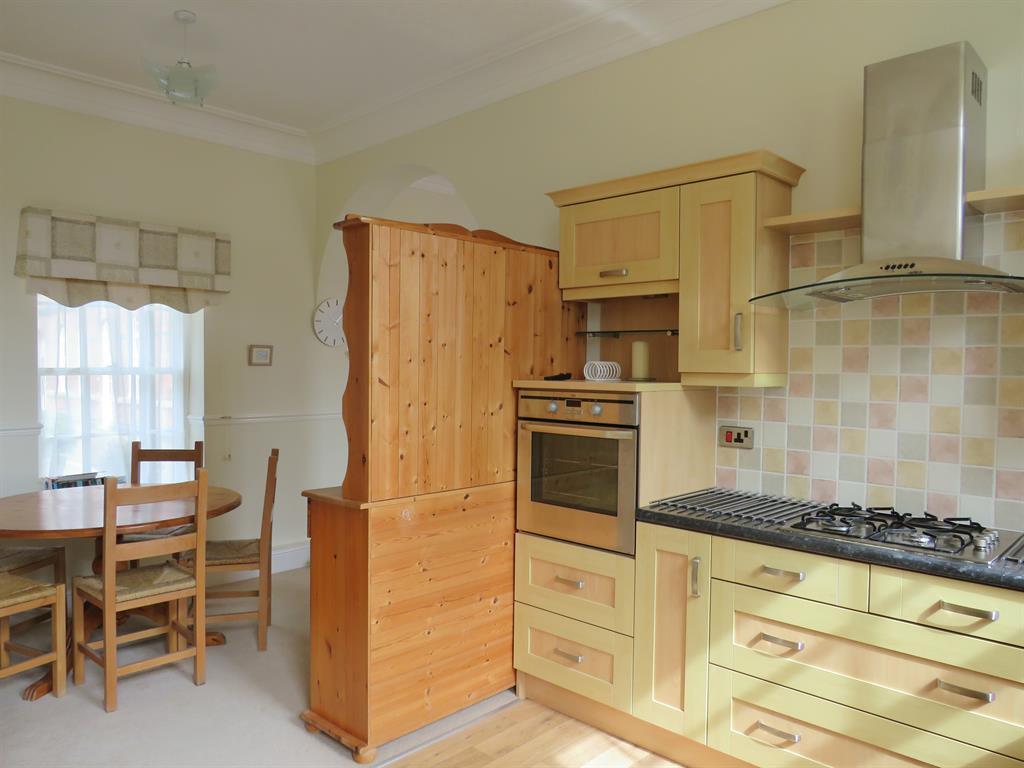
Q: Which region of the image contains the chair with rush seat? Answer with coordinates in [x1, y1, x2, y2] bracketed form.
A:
[187, 449, 278, 651]
[0, 575, 66, 698]
[0, 545, 67, 644]
[72, 471, 208, 712]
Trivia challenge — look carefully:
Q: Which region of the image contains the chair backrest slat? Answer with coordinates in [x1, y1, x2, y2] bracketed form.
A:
[131, 441, 204, 485]
[258, 450, 280, 564]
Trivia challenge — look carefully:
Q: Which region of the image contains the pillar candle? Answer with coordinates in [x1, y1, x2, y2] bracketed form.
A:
[631, 340, 650, 380]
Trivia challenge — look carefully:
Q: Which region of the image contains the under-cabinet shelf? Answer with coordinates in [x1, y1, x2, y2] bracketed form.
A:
[576, 329, 679, 338]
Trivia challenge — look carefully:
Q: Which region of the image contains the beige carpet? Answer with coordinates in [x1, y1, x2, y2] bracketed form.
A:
[0, 567, 517, 768]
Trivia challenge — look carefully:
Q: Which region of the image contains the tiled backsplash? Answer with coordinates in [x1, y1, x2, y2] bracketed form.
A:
[715, 210, 1024, 531]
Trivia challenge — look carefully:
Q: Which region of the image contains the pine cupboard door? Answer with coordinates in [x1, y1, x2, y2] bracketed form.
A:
[632, 523, 712, 742]
[559, 187, 680, 289]
[678, 174, 756, 374]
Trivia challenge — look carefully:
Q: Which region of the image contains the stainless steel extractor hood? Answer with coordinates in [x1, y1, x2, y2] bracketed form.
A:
[752, 42, 1024, 309]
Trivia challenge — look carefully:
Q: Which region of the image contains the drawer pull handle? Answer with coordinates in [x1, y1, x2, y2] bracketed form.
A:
[938, 600, 999, 622]
[754, 720, 801, 744]
[599, 268, 629, 278]
[758, 632, 805, 652]
[762, 565, 806, 582]
[691, 556, 702, 598]
[937, 679, 996, 703]
[734, 313, 743, 351]
[553, 648, 585, 664]
[554, 575, 585, 590]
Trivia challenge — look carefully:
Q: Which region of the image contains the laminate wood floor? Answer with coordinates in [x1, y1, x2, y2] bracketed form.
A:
[391, 699, 681, 768]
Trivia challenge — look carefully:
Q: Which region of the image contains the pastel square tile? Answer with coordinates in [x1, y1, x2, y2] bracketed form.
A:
[897, 432, 927, 460]
[842, 301, 870, 320]
[1003, 294, 1024, 314]
[738, 447, 762, 471]
[967, 292, 1000, 314]
[761, 473, 786, 496]
[1000, 347, 1024, 376]
[866, 485, 894, 507]
[869, 346, 899, 374]
[900, 294, 932, 316]
[998, 437, 1024, 472]
[838, 455, 865, 482]
[894, 488, 925, 514]
[786, 476, 810, 500]
[842, 347, 869, 372]
[840, 373, 869, 401]
[787, 425, 811, 450]
[840, 428, 866, 455]
[929, 405, 961, 434]
[814, 400, 839, 426]
[715, 467, 737, 488]
[871, 319, 900, 345]
[843, 320, 870, 345]
[933, 293, 965, 315]
[788, 373, 813, 398]
[736, 469, 761, 492]
[929, 375, 961, 405]
[966, 316, 999, 345]
[928, 434, 960, 463]
[815, 321, 841, 346]
[964, 377, 996, 406]
[816, 304, 842, 320]
[868, 403, 897, 429]
[787, 451, 810, 476]
[900, 318, 930, 346]
[962, 406, 998, 437]
[1007, 220, 1024, 251]
[762, 422, 786, 448]
[926, 493, 958, 517]
[896, 460, 926, 489]
[813, 346, 841, 373]
[898, 375, 929, 402]
[763, 397, 787, 422]
[999, 378, 1024, 407]
[814, 374, 839, 400]
[962, 496, 996, 527]
[926, 462, 960, 494]
[931, 347, 963, 374]
[790, 242, 815, 268]
[837, 482, 866, 506]
[841, 402, 867, 428]
[996, 470, 1024, 500]
[788, 398, 812, 426]
[995, 500, 1024, 531]
[900, 348, 930, 374]
[1003, 315, 1024, 345]
[812, 426, 838, 452]
[963, 437, 996, 467]
[867, 458, 895, 485]
[961, 466, 994, 496]
[739, 396, 762, 420]
[717, 395, 738, 418]
[867, 428, 896, 458]
[931, 317, 965, 345]
[717, 445, 738, 467]
[790, 347, 813, 372]
[762, 447, 786, 473]
[869, 375, 898, 402]
[815, 240, 842, 267]
[811, 451, 838, 480]
[998, 408, 1024, 438]
[897, 402, 929, 432]
[790, 320, 814, 346]
[872, 296, 899, 317]
[811, 479, 837, 503]
[965, 346, 997, 375]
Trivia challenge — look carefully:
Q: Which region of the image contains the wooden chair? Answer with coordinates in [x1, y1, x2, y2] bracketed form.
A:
[0, 575, 65, 698]
[72, 471, 208, 712]
[0, 545, 66, 640]
[195, 449, 278, 651]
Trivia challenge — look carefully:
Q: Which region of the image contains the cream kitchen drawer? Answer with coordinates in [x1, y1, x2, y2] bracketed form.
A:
[708, 666, 1024, 768]
[870, 565, 1024, 648]
[711, 581, 1024, 760]
[513, 602, 633, 713]
[711, 537, 869, 609]
[514, 533, 635, 634]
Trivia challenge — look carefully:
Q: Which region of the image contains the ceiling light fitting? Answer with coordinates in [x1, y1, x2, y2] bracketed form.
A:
[145, 9, 217, 107]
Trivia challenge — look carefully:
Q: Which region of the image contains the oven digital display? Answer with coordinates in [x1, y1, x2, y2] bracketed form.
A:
[564, 399, 582, 409]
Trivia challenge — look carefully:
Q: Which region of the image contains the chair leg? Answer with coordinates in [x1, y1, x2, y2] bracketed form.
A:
[257, 565, 270, 652]
[72, 591, 85, 686]
[193, 591, 206, 686]
[267, 568, 272, 627]
[167, 599, 179, 653]
[54, 548, 66, 586]
[0, 615, 9, 668]
[51, 585, 66, 698]
[103, 606, 118, 712]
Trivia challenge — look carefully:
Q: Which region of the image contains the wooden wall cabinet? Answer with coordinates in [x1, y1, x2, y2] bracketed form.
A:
[632, 522, 712, 743]
[558, 187, 680, 298]
[678, 172, 791, 388]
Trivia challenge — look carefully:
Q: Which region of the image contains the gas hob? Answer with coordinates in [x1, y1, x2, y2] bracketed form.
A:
[643, 488, 1024, 569]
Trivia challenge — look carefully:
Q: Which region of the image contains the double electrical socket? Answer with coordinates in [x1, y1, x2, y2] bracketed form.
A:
[718, 425, 753, 449]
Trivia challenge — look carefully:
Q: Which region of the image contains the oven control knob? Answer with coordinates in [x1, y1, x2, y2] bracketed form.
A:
[547, 401, 559, 413]
[590, 404, 603, 416]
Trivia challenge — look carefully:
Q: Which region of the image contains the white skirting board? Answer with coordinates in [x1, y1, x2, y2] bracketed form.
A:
[208, 540, 310, 585]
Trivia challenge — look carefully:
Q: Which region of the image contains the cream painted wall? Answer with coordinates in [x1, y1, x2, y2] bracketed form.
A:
[384, 184, 477, 229]
[0, 96, 344, 551]
[316, 0, 1024, 266]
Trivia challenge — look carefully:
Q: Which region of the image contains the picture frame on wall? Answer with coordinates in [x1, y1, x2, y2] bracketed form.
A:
[248, 344, 273, 366]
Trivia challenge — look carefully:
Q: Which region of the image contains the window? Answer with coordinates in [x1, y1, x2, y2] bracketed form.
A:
[37, 296, 191, 483]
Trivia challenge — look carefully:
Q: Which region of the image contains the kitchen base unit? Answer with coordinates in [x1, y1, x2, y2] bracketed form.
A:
[301, 484, 516, 763]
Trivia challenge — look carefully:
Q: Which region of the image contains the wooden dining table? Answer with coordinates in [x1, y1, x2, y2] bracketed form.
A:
[0, 483, 242, 701]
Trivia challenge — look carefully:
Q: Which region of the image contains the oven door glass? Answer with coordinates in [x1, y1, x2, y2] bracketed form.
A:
[529, 428, 627, 516]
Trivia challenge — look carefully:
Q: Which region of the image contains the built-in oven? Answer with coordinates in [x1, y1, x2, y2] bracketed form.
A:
[516, 390, 638, 555]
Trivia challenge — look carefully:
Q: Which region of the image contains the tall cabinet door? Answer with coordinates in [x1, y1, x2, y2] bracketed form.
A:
[559, 187, 680, 289]
[632, 522, 712, 742]
[678, 174, 755, 374]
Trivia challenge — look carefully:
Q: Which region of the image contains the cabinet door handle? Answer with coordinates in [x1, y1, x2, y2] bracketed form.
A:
[938, 599, 999, 622]
[757, 632, 805, 652]
[554, 574, 585, 590]
[553, 648, 585, 664]
[937, 678, 996, 703]
[690, 556, 702, 597]
[599, 268, 629, 278]
[734, 312, 743, 351]
[754, 720, 801, 744]
[762, 565, 806, 582]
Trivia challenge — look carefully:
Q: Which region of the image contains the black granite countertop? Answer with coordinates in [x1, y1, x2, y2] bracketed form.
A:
[637, 505, 1024, 592]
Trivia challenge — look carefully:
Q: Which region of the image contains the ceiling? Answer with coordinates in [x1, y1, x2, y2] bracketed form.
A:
[0, 0, 783, 162]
